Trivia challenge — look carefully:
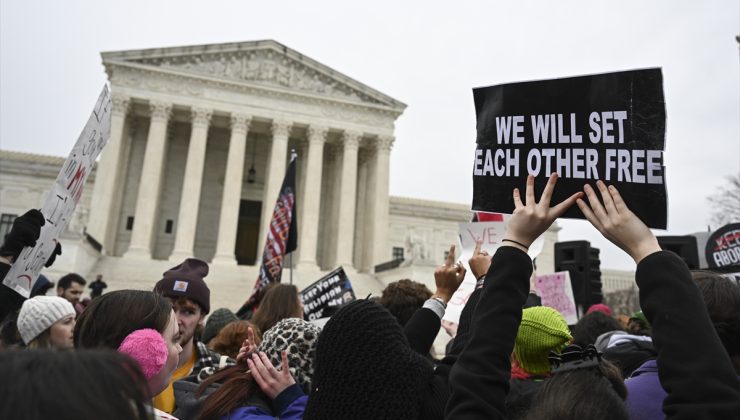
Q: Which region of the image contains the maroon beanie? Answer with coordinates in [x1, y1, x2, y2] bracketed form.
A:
[586, 303, 613, 317]
[154, 258, 211, 314]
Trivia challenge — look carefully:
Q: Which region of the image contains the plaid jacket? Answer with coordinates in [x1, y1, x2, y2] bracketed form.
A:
[193, 341, 236, 382]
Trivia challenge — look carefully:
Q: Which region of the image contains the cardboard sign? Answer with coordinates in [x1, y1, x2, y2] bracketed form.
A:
[442, 220, 544, 323]
[4, 86, 112, 297]
[472, 68, 667, 228]
[300, 267, 355, 321]
[534, 271, 578, 325]
[705, 223, 740, 269]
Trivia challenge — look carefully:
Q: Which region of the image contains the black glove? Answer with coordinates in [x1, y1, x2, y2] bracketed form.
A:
[45, 242, 62, 268]
[0, 209, 45, 260]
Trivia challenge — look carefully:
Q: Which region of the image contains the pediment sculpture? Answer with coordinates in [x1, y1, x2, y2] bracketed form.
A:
[130, 49, 384, 105]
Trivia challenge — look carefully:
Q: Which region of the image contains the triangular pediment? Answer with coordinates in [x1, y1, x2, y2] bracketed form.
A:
[102, 40, 405, 110]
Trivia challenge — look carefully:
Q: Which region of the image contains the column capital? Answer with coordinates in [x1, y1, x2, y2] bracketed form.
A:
[307, 125, 328, 145]
[111, 94, 131, 117]
[229, 113, 252, 134]
[149, 101, 172, 122]
[191, 107, 213, 127]
[375, 135, 395, 151]
[342, 130, 362, 149]
[271, 119, 292, 138]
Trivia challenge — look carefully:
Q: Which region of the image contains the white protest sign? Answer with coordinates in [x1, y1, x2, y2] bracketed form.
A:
[442, 218, 545, 323]
[534, 271, 578, 325]
[3, 86, 112, 297]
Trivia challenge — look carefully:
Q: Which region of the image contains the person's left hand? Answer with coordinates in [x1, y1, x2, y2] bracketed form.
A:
[433, 244, 466, 304]
[468, 240, 492, 279]
[504, 173, 582, 252]
[0, 209, 45, 261]
[248, 350, 296, 400]
[441, 320, 459, 338]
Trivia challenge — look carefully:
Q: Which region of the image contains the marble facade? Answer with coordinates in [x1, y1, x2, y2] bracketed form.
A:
[86, 40, 406, 273]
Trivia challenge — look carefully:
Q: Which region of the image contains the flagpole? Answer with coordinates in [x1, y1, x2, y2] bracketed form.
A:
[289, 148, 297, 286]
[289, 252, 293, 285]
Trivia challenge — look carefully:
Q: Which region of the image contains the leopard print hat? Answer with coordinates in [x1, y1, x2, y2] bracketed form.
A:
[256, 317, 321, 392]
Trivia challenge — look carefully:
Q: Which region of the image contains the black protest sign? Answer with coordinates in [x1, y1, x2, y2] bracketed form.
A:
[300, 267, 356, 321]
[472, 68, 667, 228]
[705, 223, 740, 269]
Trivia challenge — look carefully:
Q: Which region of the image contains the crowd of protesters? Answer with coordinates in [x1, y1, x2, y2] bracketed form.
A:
[1, 176, 739, 420]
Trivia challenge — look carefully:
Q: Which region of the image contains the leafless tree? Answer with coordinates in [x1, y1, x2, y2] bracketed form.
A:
[707, 172, 740, 228]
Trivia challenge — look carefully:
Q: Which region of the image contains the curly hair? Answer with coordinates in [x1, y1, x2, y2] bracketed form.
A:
[572, 311, 623, 347]
[378, 279, 433, 326]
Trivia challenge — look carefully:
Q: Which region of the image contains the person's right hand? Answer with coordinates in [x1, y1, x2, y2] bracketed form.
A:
[433, 245, 466, 304]
[45, 242, 62, 267]
[576, 181, 661, 264]
[248, 350, 296, 400]
[468, 240, 492, 279]
[236, 326, 258, 363]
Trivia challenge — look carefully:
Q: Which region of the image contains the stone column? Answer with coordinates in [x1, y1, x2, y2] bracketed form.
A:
[366, 136, 394, 271]
[321, 144, 342, 268]
[169, 108, 212, 261]
[124, 101, 172, 259]
[334, 131, 361, 270]
[258, 119, 291, 254]
[296, 125, 327, 271]
[87, 93, 129, 254]
[354, 151, 369, 270]
[212, 114, 251, 265]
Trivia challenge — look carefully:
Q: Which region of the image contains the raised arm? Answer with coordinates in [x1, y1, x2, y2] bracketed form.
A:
[445, 174, 581, 419]
[445, 240, 492, 359]
[577, 181, 740, 419]
[405, 245, 466, 355]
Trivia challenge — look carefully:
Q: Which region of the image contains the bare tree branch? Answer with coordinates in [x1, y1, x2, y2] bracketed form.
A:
[706, 172, 740, 228]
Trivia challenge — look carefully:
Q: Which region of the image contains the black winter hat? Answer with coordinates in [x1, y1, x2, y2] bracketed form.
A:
[304, 299, 435, 420]
[154, 258, 211, 314]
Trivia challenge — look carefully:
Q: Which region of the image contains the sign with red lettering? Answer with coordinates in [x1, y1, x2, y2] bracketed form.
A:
[705, 223, 740, 269]
[472, 68, 667, 228]
[3, 85, 111, 297]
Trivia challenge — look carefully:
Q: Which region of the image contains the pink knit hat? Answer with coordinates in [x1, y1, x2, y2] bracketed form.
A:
[117, 329, 168, 380]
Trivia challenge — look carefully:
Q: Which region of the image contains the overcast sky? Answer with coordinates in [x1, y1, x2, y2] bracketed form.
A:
[1, 1, 738, 270]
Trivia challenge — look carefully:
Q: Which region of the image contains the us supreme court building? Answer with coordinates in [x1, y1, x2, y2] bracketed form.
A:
[0, 40, 622, 310]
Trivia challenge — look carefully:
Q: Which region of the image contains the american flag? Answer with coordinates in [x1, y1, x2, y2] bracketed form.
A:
[237, 152, 298, 318]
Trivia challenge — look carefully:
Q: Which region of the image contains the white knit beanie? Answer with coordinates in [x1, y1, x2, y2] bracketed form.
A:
[17, 296, 76, 344]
